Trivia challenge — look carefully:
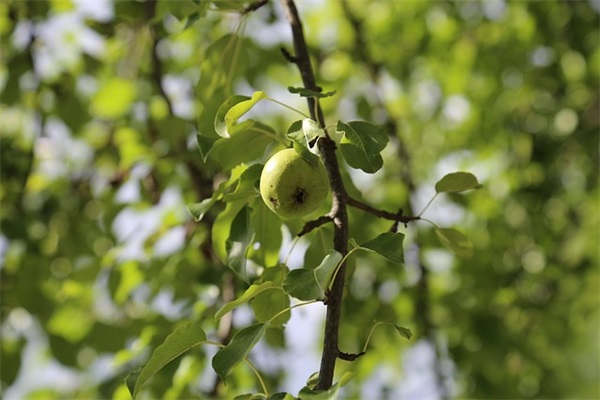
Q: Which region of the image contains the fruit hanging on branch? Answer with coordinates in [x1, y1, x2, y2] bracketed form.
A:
[260, 148, 329, 218]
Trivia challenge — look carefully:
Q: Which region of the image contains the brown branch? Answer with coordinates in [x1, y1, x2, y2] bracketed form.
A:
[298, 215, 334, 237]
[242, 0, 269, 14]
[346, 197, 420, 225]
[338, 350, 365, 361]
[279, 0, 325, 128]
[279, 0, 348, 390]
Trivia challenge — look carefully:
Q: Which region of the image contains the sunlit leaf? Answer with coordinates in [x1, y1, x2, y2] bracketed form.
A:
[225, 91, 267, 133]
[435, 227, 474, 258]
[215, 281, 278, 320]
[126, 322, 206, 398]
[435, 172, 482, 193]
[212, 323, 266, 380]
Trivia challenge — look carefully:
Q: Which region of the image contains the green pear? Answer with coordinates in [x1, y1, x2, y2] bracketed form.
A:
[260, 148, 329, 218]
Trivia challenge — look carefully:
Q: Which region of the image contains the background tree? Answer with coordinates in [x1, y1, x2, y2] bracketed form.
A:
[1, 1, 598, 399]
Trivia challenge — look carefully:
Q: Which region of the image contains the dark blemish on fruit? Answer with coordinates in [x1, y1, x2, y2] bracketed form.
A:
[270, 197, 279, 207]
[295, 188, 306, 204]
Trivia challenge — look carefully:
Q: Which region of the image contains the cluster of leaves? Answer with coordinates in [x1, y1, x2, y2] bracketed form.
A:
[126, 84, 482, 398]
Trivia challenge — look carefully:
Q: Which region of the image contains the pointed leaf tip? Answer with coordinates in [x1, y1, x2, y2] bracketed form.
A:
[435, 227, 474, 258]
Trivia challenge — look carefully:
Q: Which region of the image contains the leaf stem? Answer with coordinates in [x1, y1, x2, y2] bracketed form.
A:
[417, 193, 438, 218]
[267, 300, 319, 324]
[361, 321, 385, 353]
[267, 97, 311, 119]
[205, 340, 269, 397]
[244, 358, 269, 397]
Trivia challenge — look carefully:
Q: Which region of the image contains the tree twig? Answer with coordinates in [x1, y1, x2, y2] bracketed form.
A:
[346, 197, 420, 225]
[298, 215, 334, 237]
[279, 0, 348, 389]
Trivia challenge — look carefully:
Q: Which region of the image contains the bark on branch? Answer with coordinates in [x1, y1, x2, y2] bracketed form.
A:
[279, 0, 348, 389]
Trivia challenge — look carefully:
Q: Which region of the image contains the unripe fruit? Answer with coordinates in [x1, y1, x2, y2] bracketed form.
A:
[260, 148, 329, 218]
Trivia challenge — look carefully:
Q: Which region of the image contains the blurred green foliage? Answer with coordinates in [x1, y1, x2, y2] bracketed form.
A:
[1, 0, 598, 398]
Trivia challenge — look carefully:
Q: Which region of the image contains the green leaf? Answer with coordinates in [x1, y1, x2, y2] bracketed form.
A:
[215, 95, 249, 137]
[288, 86, 336, 99]
[282, 269, 322, 301]
[268, 393, 296, 400]
[126, 322, 206, 398]
[251, 288, 290, 326]
[435, 227, 474, 258]
[225, 91, 267, 133]
[314, 250, 343, 293]
[250, 199, 283, 267]
[234, 394, 267, 400]
[196, 133, 219, 161]
[212, 199, 247, 263]
[212, 323, 266, 381]
[359, 232, 405, 264]
[187, 173, 238, 221]
[283, 250, 342, 301]
[297, 371, 353, 400]
[434, 172, 482, 193]
[215, 281, 277, 320]
[226, 206, 255, 282]
[337, 121, 388, 173]
[209, 121, 278, 170]
[223, 164, 262, 202]
[286, 119, 323, 167]
[393, 324, 413, 340]
[187, 198, 216, 221]
[215, 92, 267, 137]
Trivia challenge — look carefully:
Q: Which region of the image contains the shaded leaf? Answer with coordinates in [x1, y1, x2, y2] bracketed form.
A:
[435, 172, 482, 193]
[226, 206, 255, 282]
[337, 121, 388, 173]
[359, 232, 405, 264]
[209, 121, 278, 170]
[283, 250, 342, 301]
[297, 371, 353, 400]
[393, 325, 413, 340]
[286, 119, 322, 167]
[288, 86, 336, 98]
[212, 323, 266, 380]
[126, 322, 206, 398]
[435, 227, 474, 258]
[222, 164, 262, 202]
[251, 288, 290, 326]
[187, 197, 216, 221]
[250, 199, 283, 267]
[282, 269, 323, 301]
